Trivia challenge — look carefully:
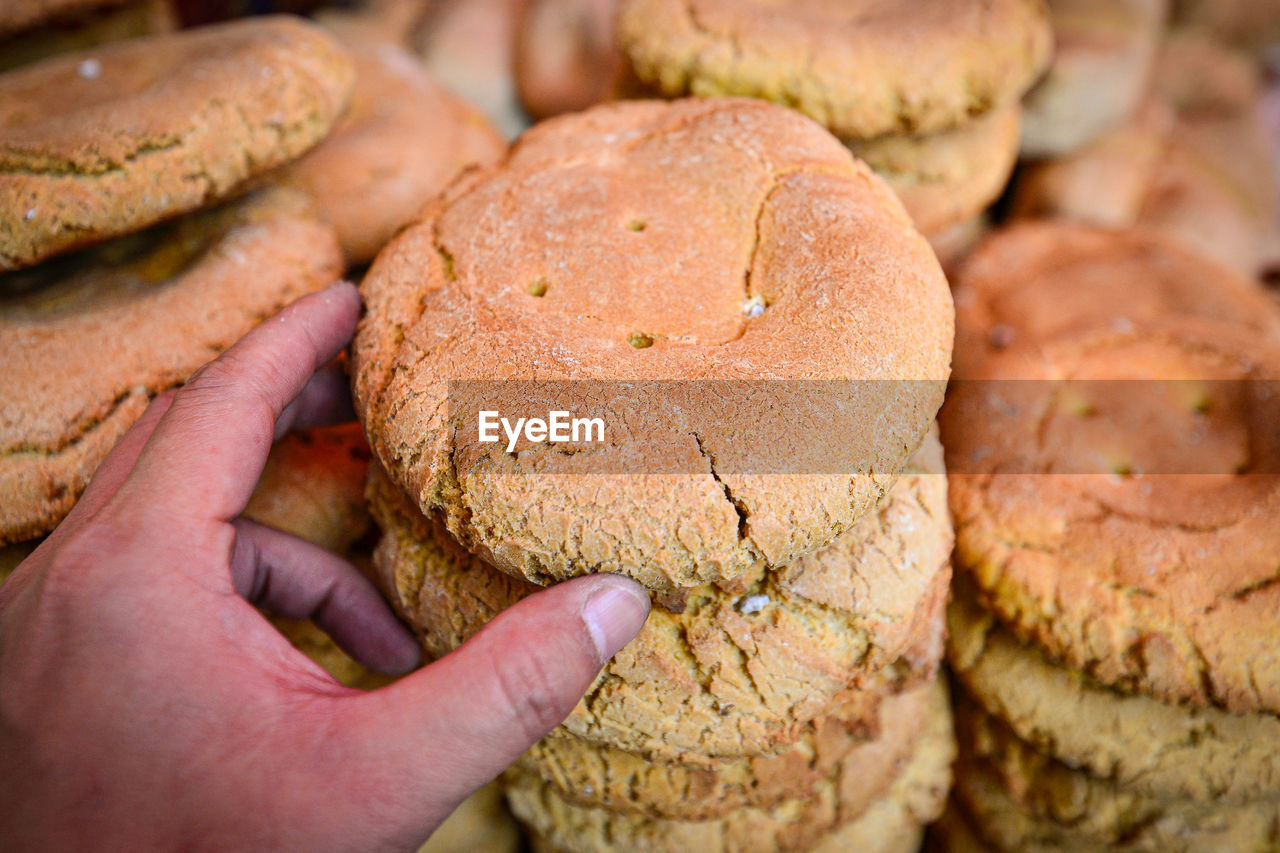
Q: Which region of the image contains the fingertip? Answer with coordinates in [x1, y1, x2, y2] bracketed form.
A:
[579, 575, 650, 665]
[367, 622, 424, 676]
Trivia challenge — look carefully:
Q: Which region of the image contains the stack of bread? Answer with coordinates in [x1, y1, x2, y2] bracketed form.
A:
[0, 10, 505, 550]
[932, 220, 1280, 851]
[510, 0, 1054, 250]
[352, 96, 958, 852]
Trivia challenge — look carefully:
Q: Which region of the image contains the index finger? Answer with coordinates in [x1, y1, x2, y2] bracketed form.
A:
[113, 281, 360, 522]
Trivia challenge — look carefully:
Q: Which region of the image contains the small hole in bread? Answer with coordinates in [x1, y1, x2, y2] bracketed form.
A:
[528, 277, 548, 297]
[626, 219, 647, 232]
[627, 332, 654, 349]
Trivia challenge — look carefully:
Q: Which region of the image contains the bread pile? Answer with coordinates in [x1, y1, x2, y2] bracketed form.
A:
[352, 95, 958, 852]
[512, 0, 1054, 249]
[932, 220, 1280, 851]
[0, 11, 504, 548]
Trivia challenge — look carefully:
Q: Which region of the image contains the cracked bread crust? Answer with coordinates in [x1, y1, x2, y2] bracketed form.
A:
[0, 188, 344, 545]
[276, 34, 504, 265]
[352, 97, 953, 591]
[515, 639, 942, 820]
[950, 222, 1280, 379]
[371, 431, 953, 760]
[947, 581, 1280, 804]
[848, 106, 1020, 237]
[942, 323, 1280, 714]
[0, 16, 354, 271]
[615, 0, 1052, 141]
[509, 677, 954, 853]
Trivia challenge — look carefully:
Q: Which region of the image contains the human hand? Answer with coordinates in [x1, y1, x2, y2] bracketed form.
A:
[0, 281, 650, 851]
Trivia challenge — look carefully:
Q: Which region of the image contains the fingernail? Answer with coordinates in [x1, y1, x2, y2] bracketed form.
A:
[582, 576, 650, 664]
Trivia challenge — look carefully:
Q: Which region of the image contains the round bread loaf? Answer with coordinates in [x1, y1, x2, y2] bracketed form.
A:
[956, 692, 1280, 853]
[371, 431, 952, 760]
[353, 97, 953, 590]
[0, 16, 353, 270]
[616, 0, 1052, 140]
[0, 188, 343, 545]
[943, 322, 1280, 714]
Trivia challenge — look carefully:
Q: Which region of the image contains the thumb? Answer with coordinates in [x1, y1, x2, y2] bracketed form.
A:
[339, 574, 649, 835]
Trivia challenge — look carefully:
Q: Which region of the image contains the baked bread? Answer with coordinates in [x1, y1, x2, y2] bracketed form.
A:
[353, 97, 953, 590]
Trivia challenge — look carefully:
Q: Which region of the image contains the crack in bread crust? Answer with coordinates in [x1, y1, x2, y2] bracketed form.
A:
[370, 432, 952, 760]
[353, 97, 953, 591]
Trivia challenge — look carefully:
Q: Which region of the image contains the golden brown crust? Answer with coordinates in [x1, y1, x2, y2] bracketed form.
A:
[371, 432, 952, 760]
[506, 677, 954, 853]
[947, 581, 1280, 804]
[353, 97, 953, 590]
[0, 16, 354, 271]
[617, 0, 1052, 140]
[277, 33, 505, 265]
[0, 189, 344, 544]
[942, 323, 1280, 714]
[956, 692, 1280, 853]
[950, 221, 1280, 378]
[849, 107, 1021, 237]
[1019, 0, 1166, 158]
[516, 652, 940, 819]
